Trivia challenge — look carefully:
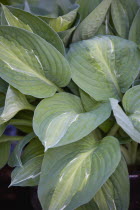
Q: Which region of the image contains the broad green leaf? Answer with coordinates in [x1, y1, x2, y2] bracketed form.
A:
[110, 98, 140, 143]
[39, 6, 79, 32]
[129, 8, 140, 45]
[58, 13, 80, 46]
[122, 85, 140, 132]
[111, 0, 129, 38]
[0, 142, 10, 169]
[120, 0, 139, 25]
[2, 6, 65, 55]
[21, 138, 44, 164]
[77, 0, 102, 21]
[8, 132, 35, 167]
[10, 155, 43, 187]
[38, 134, 121, 210]
[77, 157, 129, 210]
[0, 86, 34, 125]
[72, 0, 112, 42]
[79, 89, 98, 112]
[33, 92, 111, 150]
[0, 26, 71, 98]
[67, 35, 140, 101]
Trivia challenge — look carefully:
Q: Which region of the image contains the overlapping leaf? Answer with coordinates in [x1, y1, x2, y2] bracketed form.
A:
[111, 0, 129, 38]
[10, 137, 44, 187]
[38, 134, 121, 210]
[2, 5, 65, 54]
[77, 157, 129, 210]
[33, 92, 111, 150]
[0, 26, 71, 98]
[0, 86, 34, 125]
[0, 141, 10, 169]
[110, 98, 140, 143]
[67, 35, 140, 101]
[129, 8, 140, 45]
[72, 0, 112, 42]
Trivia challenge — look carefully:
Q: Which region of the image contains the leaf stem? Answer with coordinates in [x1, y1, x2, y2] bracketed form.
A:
[9, 119, 32, 127]
[107, 123, 120, 136]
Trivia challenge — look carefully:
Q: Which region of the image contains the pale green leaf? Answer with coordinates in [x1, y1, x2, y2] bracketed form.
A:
[38, 134, 121, 210]
[72, 0, 112, 42]
[122, 85, 140, 132]
[110, 98, 140, 143]
[39, 6, 79, 32]
[2, 5, 65, 54]
[77, 157, 129, 210]
[0, 86, 34, 125]
[8, 132, 35, 167]
[33, 92, 111, 150]
[0, 141, 10, 169]
[67, 35, 140, 101]
[111, 0, 129, 38]
[10, 155, 43, 187]
[0, 26, 71, 98]
[129, 8, 140, 45]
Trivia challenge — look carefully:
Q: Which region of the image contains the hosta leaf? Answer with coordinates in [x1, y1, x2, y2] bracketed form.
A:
[72, 0, 112, 42]
[0, 123, 7, 136]
[0, 26, 71, 98]
[120, 0, 139, 25]
[0, 86, 34, 125]
[8, 132, 35, 167]
[111, 0, 129, 38]
[33, 92, 111, 150]
[77, 0, 102, 21]
[77, 157, 129, 210]
[21, 138, 44, 164]
[0, 142, 10, 169]
[129, 8, 140, 45]
[39, 6, 79, 32]
[2, 5, 65, 54]
[122, 85, 140, 132]
[10, 155, 43, 187]
[58, 13, 80, 46]
[67, 35, 140, 101]
[38, 134, 121, 210]
[0, 135, 22, 143]
[110, 98, 140, 143]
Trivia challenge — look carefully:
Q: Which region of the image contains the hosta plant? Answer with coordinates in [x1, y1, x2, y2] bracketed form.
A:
[0, 0, 140, 209]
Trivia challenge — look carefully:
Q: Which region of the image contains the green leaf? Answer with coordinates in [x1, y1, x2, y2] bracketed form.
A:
[58, 13, 80, 47]
[77, 157, 129, 210]
[0, 77, 8, 94]
[33, 92, 111, 150]
[0, 26, 71, 98]
[122, 85, 140, 132]
[0, 123, 7, 136]
[129, 8, 140, 45]
[2, 5, 65, 54]
[39, 6, 79, 32]
[0, 86, 34, 125]
[0, 135, 23, 143]
[0, 142, 10, 169]
[38, 134, 121, 210]
[10, 136, 44, 187]
[72, 0, 112, 42]
[110, 98, 140, 143]
[8, 132, 35, 167]
[10, 155, 43, 187]
[77, 0, 102, 21]
[67, 35, 140, 101]
[120, 0, 139, 25]
[111, 0, 129, 38]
